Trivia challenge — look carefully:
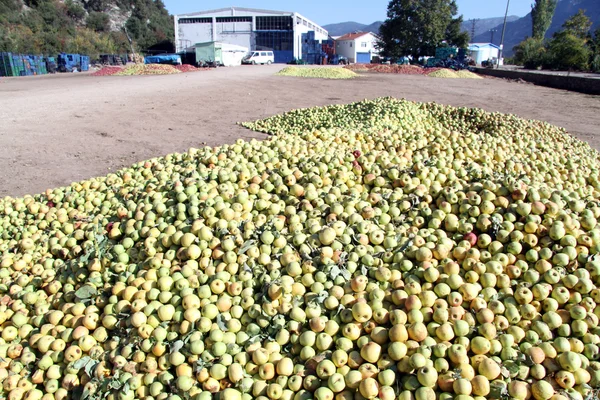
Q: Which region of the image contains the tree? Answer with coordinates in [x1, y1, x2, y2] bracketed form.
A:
[591, 29, 600, 72]
[65, 0, 86, 21]
[546, 33, 590, 71]
[544, 11, 593, 71]
[378, 0, 468, 59]
[86, 12, 109, 32]
[561, 9, 592, 39]
[531, 0, 557, 40]
[513, 37, 546, 69]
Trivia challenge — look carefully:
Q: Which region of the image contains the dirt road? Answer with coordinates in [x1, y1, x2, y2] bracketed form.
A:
[1, 65, 599, 197]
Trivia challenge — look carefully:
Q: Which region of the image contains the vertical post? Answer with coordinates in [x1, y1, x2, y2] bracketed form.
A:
[212, 17, 217, 42]
[498, 0, 511, 68]
[174, 15, 179, 53]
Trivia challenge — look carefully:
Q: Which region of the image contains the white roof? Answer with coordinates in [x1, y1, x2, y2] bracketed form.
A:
[220, 43, 249, 52]
[469, 43, 501, 49]
[178, 6, 292, 17]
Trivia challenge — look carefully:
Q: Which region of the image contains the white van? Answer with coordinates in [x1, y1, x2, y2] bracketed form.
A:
[242, 51, 274, 65]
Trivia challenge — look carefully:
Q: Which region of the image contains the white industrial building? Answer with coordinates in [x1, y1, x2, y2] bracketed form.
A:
[335, 32, 380, 63]
[174, 7, 329, 64]
[468, 43, 501, 65]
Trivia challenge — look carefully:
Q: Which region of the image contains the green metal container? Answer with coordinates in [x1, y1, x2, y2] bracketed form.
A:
[195, 42, 223, 65]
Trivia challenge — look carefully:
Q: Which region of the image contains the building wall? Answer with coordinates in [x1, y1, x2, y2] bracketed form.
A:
[335, 40, 356, 63]
[293, 13, 328, 60]
[356, 33, 379, 58]
[175, 9, 328, 61]
[216, 21, 253, 49]
[335, 33, 379, 63]
[177, 22, 214, 51]
[472, 47, 499, 64]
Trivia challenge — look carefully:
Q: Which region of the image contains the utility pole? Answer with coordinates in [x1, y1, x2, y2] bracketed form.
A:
[470, 19, 479, 41]
[497, 0, 511, 68]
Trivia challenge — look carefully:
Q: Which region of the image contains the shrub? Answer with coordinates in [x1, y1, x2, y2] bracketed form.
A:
[591, 54, 600, 73]
[513, 37, 546, 70]
[86, 11, 109, 32]
[545, 32, 590, 71]
[65, 0, 86, 21]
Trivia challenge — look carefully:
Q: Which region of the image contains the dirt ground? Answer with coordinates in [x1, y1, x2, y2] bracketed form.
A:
[1, 65, 599, 197]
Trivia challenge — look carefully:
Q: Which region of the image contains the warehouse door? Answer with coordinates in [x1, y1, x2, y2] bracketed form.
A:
[356, 52, 370, 63]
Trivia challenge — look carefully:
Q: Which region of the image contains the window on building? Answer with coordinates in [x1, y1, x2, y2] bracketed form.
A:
[350, 43, 353, 47]
[303, 20, 307, 26]
[216, 17, 252, 23]
[361, 42, 367, 47]
[178, 17, 212, 24]
[256, 16, 293, 31]
[255, 31, 294, 51]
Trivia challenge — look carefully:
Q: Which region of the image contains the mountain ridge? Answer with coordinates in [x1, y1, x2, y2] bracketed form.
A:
[323, 16, 520, 38]
[473, 0, 600, 57]
[324, 0, 599, 58]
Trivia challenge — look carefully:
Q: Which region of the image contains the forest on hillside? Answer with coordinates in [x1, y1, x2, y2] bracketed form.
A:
[0, 0, 173, 57]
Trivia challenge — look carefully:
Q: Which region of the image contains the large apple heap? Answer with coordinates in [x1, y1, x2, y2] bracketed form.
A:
[2, 98, 600, 400]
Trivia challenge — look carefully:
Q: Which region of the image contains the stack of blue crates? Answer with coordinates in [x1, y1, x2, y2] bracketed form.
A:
[0, 52, 18, 76]
[0, 53, 47, 76]
[301, 31, 326, 64]
[0, 52, 90, 77]
[80, 56, 90, 71]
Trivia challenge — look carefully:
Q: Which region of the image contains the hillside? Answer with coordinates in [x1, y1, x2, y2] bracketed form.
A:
[324, 21, 384, 37]
[472, 0, 600, 56]
[323, 21, 368, 36]
[461, 16, 520, 39]
[0, 0, 173, 57]
[325, 16, 518, 39]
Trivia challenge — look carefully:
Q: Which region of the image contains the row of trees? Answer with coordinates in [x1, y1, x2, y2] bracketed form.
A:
[0, 0, 173, 58]
[514, 2, 599, 72]
[377, 0, 469, 60]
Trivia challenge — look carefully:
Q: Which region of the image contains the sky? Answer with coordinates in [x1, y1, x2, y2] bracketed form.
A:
[163, 0, 532, 25]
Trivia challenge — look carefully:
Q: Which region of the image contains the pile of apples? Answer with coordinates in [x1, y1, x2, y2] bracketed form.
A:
[2, 98, 600, 400]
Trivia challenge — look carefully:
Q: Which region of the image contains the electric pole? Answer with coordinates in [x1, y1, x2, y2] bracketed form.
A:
[470, 19, 479, 41]
[498, 0, 511, 68]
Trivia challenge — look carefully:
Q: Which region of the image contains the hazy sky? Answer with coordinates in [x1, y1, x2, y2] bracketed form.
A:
[164, 0, 531, 25]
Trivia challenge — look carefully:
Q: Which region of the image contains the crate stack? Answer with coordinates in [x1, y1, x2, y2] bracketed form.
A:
[1, 53, 51, 76]
[322, 39, 335, 58]
[301, 31, 326, 65]
[81, 56, 90, 71]
[1, 52, 19, 77]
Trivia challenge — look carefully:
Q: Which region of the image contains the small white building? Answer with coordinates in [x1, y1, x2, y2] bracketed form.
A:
[335, 32, 380, 64]
[174, 7, 328, 64]
[468, 43, 501, 65]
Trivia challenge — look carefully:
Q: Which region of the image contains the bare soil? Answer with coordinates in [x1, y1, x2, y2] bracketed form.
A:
[1, 65, 599, 197]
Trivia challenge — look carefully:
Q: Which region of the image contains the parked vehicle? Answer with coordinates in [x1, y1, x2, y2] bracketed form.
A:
[242, 51, 274, 65]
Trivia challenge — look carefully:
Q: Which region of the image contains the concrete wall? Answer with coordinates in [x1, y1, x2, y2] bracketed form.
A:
[177, 23, 213, 51]
[336, 41, 355, 63]
[475, 67, 600, 96]
[176, 9, 328, 60]
[216, 21, 253, 49]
